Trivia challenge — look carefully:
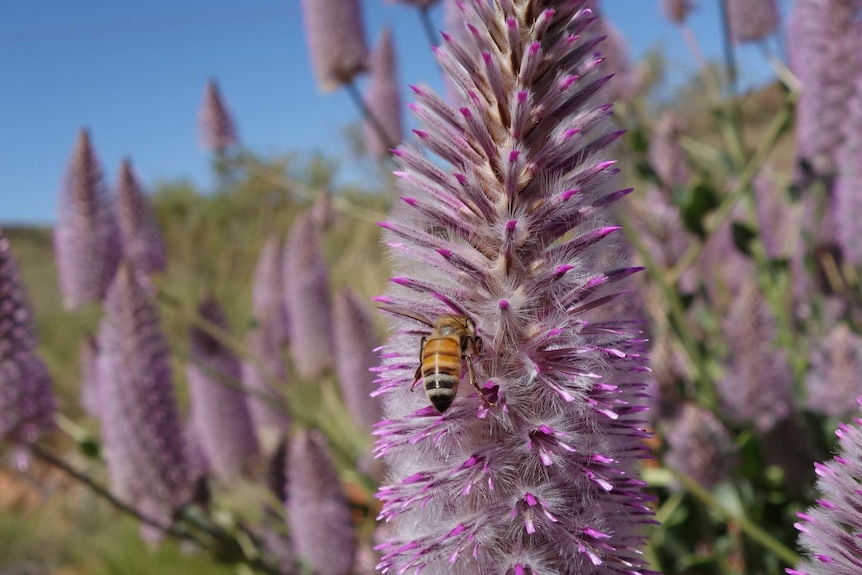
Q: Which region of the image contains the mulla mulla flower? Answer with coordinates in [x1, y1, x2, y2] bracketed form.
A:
[97, 264, 191, 533]
[788, 0, 862, 178]
[54, 129, 121, 309]
[114, 158, 167, 276]
[0, 229, 55, 444]
[789, 396, 862, 575]
[372, 2, 654, 574]
[661, 0, 695, 23]
[199, 79, 239, 153]
[726, 0, 779, 44]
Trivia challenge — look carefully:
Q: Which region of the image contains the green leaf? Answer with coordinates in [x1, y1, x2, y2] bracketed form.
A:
[78, 437, 101, 459]
[681, 183, 720, 237]
[731, 221, 757, 257]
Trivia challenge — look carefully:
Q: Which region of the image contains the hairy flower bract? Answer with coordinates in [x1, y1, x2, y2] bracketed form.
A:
[372, 1, 653, 573]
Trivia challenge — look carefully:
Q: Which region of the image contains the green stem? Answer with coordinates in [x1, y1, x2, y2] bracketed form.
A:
[418, 5, 438, 47]
[670, 467, 800, 567]
[346, 80, 395, 155]
[156, 289, 379, 500]
[29, 443, 194, 543]
[619, 220, 715, 408]
[668, 101, 794, 285]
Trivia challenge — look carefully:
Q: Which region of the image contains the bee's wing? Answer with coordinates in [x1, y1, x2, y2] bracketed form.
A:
[375, 302, 433, 328]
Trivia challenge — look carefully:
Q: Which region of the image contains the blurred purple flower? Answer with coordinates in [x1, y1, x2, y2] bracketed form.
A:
[333, 289, 382, 434]
[835, 69, 862, 267]
[184, 421, 210, 484]
[287, 429, 356, 575]
[789, 396, 862, 575]
[755, 173, 801, 261]
[664, 403, 737, 489]
[789, 0, 862, 177]
[114, 158, 167, 276]
[252, 234, 289, 347]
[373, 2, 653, 573]
[97, 265, 191, 530]
[78, 336, 101, 418]
[300, 0, 368, 92]
[186, 296, 260, 481]
[806, 323, 862, 418]
[648, 112, 689, 189]
[54, 129, 121, 309]
[199, 80, 238, 153]
[718, 281, 794, 432]
[0, 230, 55, 444]
[726, 0, 779, 44]
[662, 0, 695, 23]
[242, 321, 291, 452]
[365, 27, 403, 159]
[283, 211, 334, 379]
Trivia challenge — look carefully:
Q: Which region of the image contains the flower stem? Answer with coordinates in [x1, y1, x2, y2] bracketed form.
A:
[669, 466, 800, 566]
[345, 79, 395, 155]
[620, 218, 715, 407]
[667, 100, 794, 284]
[418, 6, 438, 47]
[29, 443, 187, 541]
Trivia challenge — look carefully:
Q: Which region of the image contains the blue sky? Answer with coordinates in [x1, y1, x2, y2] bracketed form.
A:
[0, 0, 789, 224]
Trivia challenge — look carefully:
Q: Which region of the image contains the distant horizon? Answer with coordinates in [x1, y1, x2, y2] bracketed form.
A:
[0, 0, 790, 225]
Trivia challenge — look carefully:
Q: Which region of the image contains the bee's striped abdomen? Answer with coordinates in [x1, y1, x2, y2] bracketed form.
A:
[422, 337, 462, 412]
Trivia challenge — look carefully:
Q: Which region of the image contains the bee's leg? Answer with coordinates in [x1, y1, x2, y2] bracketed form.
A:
[465, 353, 495, 406]
[410, 336, 427, 392]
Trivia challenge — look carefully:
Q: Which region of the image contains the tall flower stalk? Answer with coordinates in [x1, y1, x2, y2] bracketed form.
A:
[114, 158, 167, 276]
[97, 265, 191, 531]
[187, 296, 260, 481]
[0, 229, 55, 444]
[54, 129, 120, 309]
[789, 397, 862, 575]
[373, 2, 653, 573]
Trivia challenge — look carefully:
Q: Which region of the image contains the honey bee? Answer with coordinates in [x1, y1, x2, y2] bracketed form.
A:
[411, 314, 490, 412]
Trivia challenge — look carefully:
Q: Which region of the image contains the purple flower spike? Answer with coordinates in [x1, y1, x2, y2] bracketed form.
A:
[836, 71, 862, 267]
[789, 0, 862, 177]
[790, 396, 862, 575]
[0, 230, 55, 444]
[97, 265, 190, 529]
[287, 429, 356, 575]
[333, 289, 382, 434]
[54, 129, 120, 309]
[252, 234, 289, 347]
[806, 323, 862, 418]
[726, 0, 779, 44]
[242, 321, 291, 452]
[301, 0, 368, 93]
[79, 336, 101, 418]
[648, 112, 689, 189]
[114, 158, 167, 276]
[198, 79, 238, 153]
[718, 281, 794, 432]
[664, 403, 737, 489]
[374, 3, 653, 573]
[283, 211, 334, 379]
[365, 27, 403, 159]
[662, 0, 695, 23]
[187, 296, 260, 481]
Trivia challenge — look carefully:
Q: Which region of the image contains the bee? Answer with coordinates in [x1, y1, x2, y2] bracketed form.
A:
[411, 314, 490, 412]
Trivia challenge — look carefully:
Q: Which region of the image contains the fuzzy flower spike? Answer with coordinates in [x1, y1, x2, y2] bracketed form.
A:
[373, 2, 653, 574]
[789, 396, 862, 574]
